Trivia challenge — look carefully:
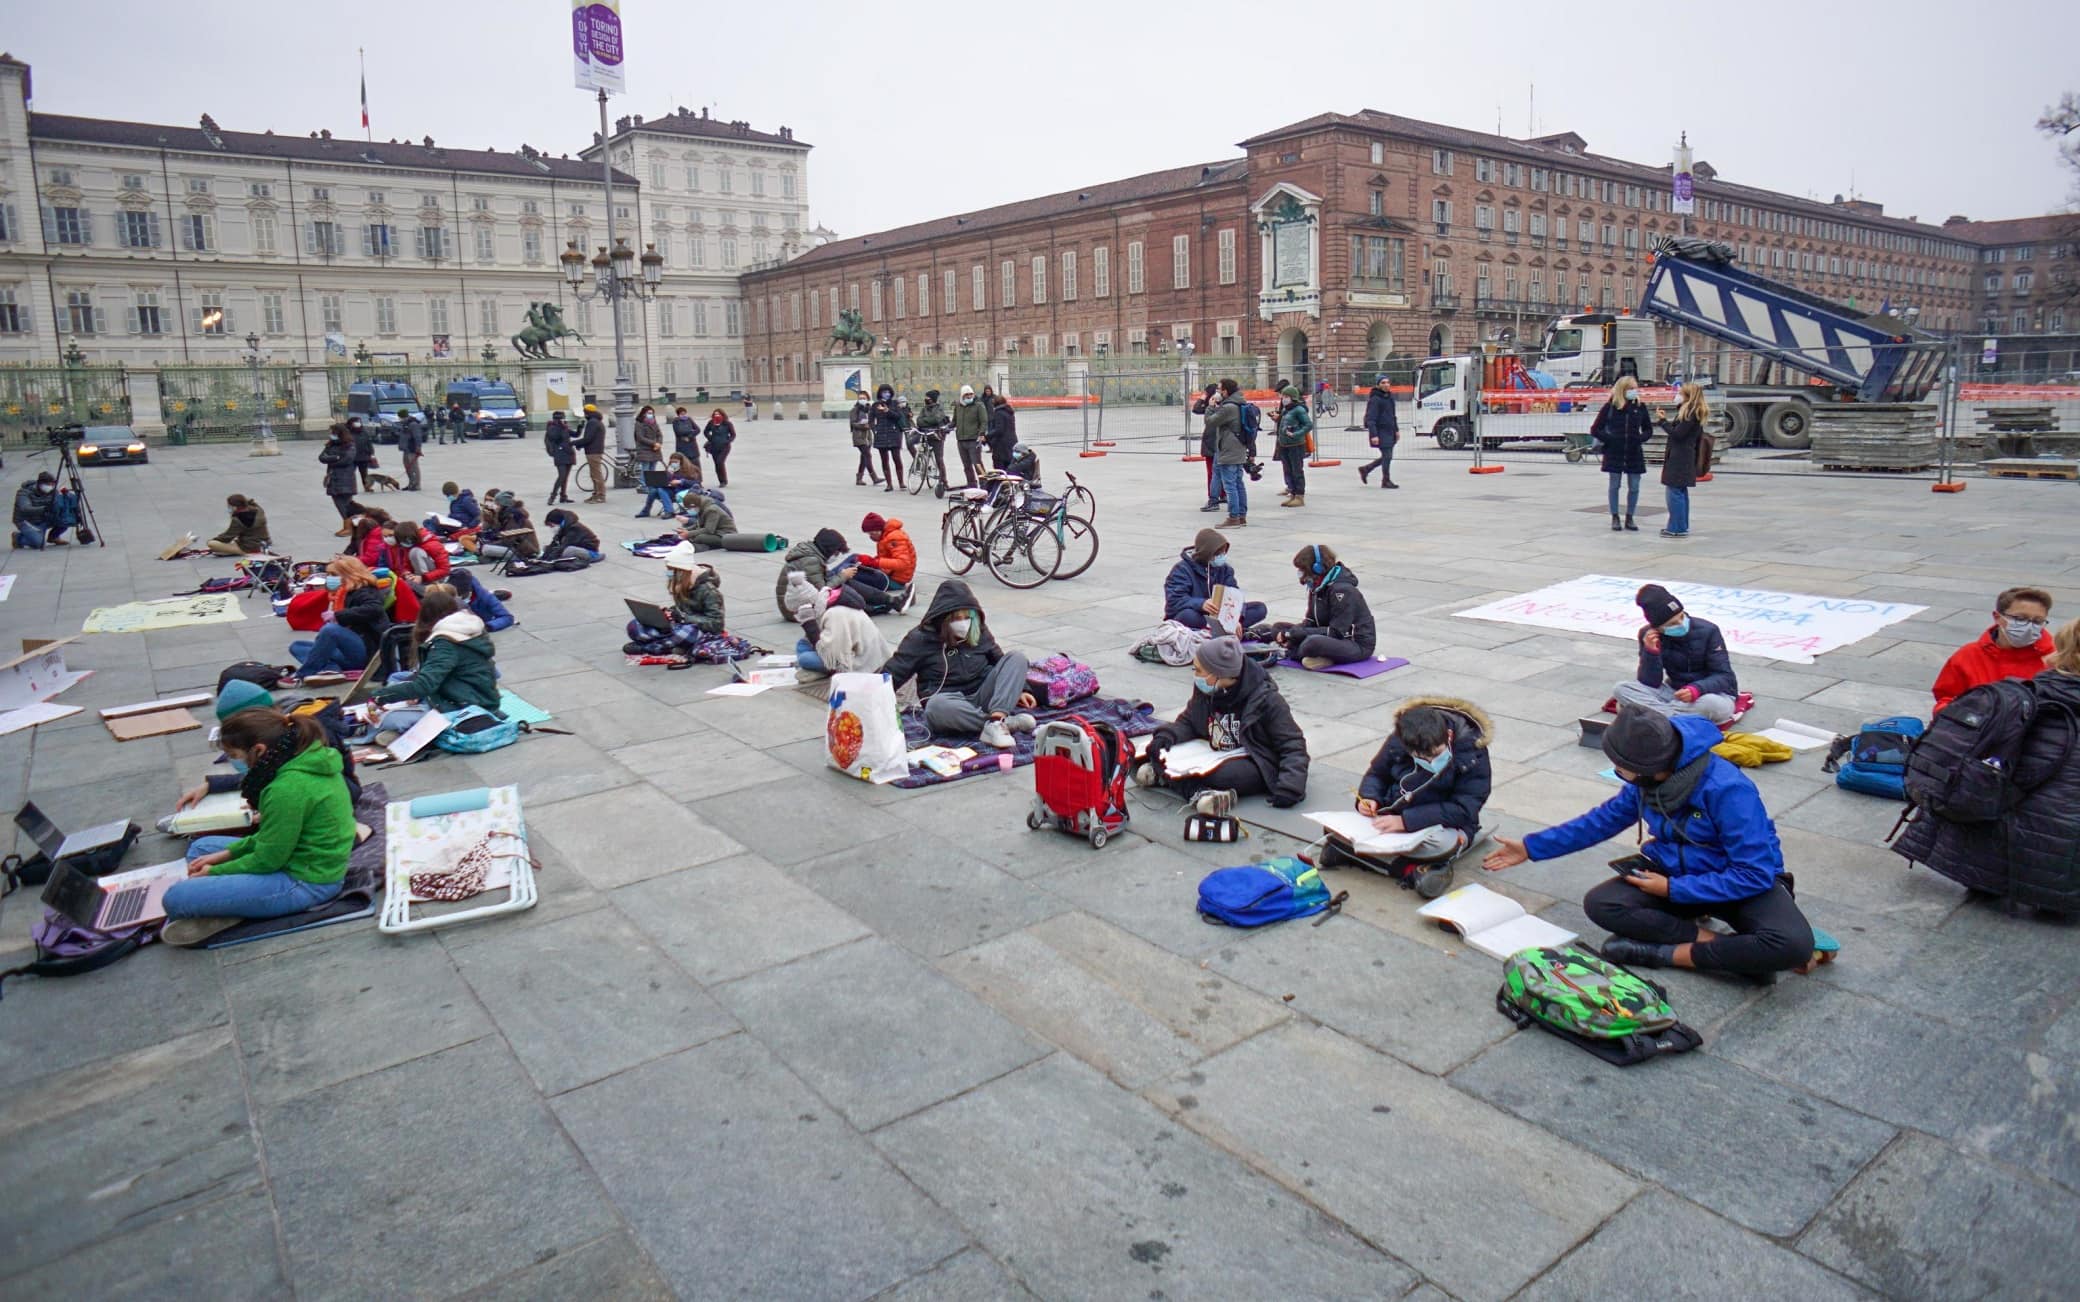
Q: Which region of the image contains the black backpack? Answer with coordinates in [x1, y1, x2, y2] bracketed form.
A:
[1902, 679, 2051, 822]
[218, 661, 288, 693]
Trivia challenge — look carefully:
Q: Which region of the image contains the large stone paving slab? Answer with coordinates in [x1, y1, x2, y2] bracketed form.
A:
[554, 1035, 968, 1300]
[1449, 1029, 1896, 1235]
[0, 1186, 284, 1300]
[0, 940, 227, 1090]
[260, 1037, 621, 1301]
[1143, 1022, 1636, 1302]
[526, 781, 746, 889]
[716, 937, 1048, 1130]
[876, 1053, 1411, 1299]
[1797, 1132, 2080, 1300]
[1521, 1190, 1872, 1301]
[612, 853, 870, 984]
[792, 830, 1068, 959]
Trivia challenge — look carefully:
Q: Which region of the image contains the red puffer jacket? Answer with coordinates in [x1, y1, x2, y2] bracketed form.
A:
[1931, 626, 2052, 713]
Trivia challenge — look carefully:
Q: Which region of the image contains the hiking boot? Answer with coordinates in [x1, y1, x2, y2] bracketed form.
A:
[162, 916, 241, 948]
[1283, 495, 1305, 507]
[1598, 937, 1673, 969]
[1191, 787, 1239, 817]
[979, 718, 1015, 750]
[1300, 656, 1334, 670]
[1624, 515, 1639, 532]
[1216, 516, 1247, 529]
[1005, 712, 1037, 735]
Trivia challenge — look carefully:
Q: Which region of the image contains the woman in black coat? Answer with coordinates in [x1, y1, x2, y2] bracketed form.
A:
[867, 385, 908, 493]
[1656, 381, 1708, 539]
[1589, 375, 1654, 532]
[319, 425, 362, 527]
[703, 409, 736, 487]
[986, 395, 1019, 472]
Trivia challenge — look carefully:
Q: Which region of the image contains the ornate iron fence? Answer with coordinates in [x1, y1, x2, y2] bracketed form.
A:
[158, 364, 300, 443]
[0, 365, 132, 447]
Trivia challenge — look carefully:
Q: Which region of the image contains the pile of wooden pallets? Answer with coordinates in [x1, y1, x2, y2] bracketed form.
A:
[1975, 405, 2059, 459]
[1811, 404, 1941, 471]
[1982, 458, 2080, 481]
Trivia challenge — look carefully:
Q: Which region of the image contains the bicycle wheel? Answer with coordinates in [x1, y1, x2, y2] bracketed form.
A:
[1063, 481, 1098, 522]
[940, 508, 982, 575]
[984, 515, 1060, 589]
[1048, 513, 1099, 581]
[574, 460, 602, 497]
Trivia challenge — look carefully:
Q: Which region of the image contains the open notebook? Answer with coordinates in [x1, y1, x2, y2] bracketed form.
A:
[1416, 883, 1578, 960]
[157, 790, 257, 836]
[1304, 810, 1433, 857]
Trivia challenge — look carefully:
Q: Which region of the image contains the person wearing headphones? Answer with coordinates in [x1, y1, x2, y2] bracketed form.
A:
[1266, 545, 1377, 669]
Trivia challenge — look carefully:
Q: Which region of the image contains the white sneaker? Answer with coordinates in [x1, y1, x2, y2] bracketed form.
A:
[1191, 788, 1239, 817]
[1005, 712, 1037, 734]
[979, 719, 1014, 750]
[897, 584, 918, 615]
[1133, 762, 1158, 787]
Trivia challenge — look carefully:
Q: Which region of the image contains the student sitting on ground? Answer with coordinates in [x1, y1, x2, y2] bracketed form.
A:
[1931, 585, 2054, 712]
[1163, 528, 1269, 633]
[1483, 706, 1834, 981]
[207, 494, 271, 555]
[424, 482, 480, 539]
[791, 597, 901, 687]
[1137, 636, 1311, 809]
[366, 584, 502, 725]
[478, 493, 539, 561]
[835, 520, 914, 613]
[160, 705, 356, 947]
[677, 484, 737, 550]
[627, 548, 727, 653]
[1266, 545, 1377, 668]
[287, 558, 388, 680]
[448, 568, 515, 632]
[774, 529, 896, 618]
[638, 452, 704, 519]
[384, 519, 451, 589]
[173, 678, 364, 809]
[878, 578, 1037, 750]
[541, 508, 603, 563]
[1353, 699, 1494, 862]
[857, 511, 918, 600]
[1616, 583, 1738, 722]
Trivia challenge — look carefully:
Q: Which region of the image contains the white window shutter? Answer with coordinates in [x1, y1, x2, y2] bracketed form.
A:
[191, 305, 202, 333]
[93, 307, 107, 334]
[303, 222, 315, 255]
[127, 306, 140, 335]
[148, 212, 161, 246]
[40, 204, 55, 243]
[80, 210, 94, 244]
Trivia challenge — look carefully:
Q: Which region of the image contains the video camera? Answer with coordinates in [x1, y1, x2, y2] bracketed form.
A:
[44, 423, 86, 447]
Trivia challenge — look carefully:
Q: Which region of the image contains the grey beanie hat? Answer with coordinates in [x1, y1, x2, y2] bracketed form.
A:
[1194, 636, 1246, 680]
[1602, 705, 1683, 775]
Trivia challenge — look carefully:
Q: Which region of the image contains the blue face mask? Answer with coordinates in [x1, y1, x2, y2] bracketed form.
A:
[1663, 617, 1691, 639]
[1415, 749, 1452, 775]
[229, 758, 250, 775]
[324, 576, 343, 591]
[1193, 676, 1219, 695]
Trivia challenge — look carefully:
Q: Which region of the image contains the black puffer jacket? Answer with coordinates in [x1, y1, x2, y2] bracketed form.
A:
[1892, 671, 2080, 912]
[879, 578, 1002, 699]
[1152, 657, 1310, 806]
[1289, 563, 1377, 657]
[1358, 696, 1494, 837]
[319, 438, 358, 496]
[1590, 398, 1653, 475]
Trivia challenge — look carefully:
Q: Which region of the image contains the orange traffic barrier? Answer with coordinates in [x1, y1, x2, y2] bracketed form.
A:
[1078, 450, 1108, 458]
[1931, 481, 1967, 493]
[1468, 465, 1506, 475]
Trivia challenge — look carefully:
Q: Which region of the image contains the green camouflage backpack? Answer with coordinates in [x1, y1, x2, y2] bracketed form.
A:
[1495, 945, 1703, 1066]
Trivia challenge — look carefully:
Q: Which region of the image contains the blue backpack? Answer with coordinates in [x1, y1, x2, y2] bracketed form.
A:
[1236, 400, 1263, 442]
[1833, 715, 1924, 799]
[1197, 856, 1343, 927]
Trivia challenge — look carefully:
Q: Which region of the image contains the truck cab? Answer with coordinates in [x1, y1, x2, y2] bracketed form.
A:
[345, 380, 425, 444]
[442, 377, 528, 439]
[1538, 314, 1658, 388]
[1408, 356, 1479, 447]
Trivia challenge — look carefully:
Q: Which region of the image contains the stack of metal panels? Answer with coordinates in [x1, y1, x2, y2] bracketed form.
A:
[1812, 404, 1941, 471]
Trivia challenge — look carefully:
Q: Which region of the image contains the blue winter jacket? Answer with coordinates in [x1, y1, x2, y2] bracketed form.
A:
[1363, 386, 1399, 440]
[1523, 715, 1784, 904]
[448, 489, 482, 529]
[1636, 615, 1737, 699]
[1163, 549, 1238, 628]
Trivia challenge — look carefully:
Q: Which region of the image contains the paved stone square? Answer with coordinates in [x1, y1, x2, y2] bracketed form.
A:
[2, 420, 2076, 1299]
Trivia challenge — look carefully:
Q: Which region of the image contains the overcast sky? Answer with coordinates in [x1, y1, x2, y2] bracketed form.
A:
[11, 0, 2077, 237]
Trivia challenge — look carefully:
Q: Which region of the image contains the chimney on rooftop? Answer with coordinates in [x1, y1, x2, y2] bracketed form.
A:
[633, 114, 643, 126]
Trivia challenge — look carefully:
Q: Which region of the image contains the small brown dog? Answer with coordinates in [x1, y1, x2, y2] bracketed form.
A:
[366, 472, 402, 492]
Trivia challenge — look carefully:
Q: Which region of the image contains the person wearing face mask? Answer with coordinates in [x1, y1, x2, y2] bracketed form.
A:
[1163, 529, 1269, 633]
[286, 558, 388, 680]
[952, 384, 989, 488]
[1269, 545, 1377, 669]
[1351, 700, 1494, 867]
[850, 389, 882, 486]
[206, 494, 271, 555]
[1930, 586, 2055, 713]
[1613, 583, 1738, 722]
[869, 385, 909, 492]
[1137, 636, 1311, 809]
[1485, 706, 1834, 981]
[11, 470, 71, 548]
[159, 706, 356, 947]
[319, 424, 363, 535]
[876, 578, 1036, 750]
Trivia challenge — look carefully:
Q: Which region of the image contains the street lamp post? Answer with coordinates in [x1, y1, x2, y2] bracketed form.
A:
[560, 89, 665, 454]
[244, 331, 279, 457]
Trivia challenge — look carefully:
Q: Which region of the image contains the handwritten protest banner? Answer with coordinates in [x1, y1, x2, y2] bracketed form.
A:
[1454, 574, 1926, 664]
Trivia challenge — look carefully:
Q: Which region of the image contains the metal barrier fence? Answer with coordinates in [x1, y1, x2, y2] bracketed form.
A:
[0, 365, 132, 447]
[158, 364, 301, 444]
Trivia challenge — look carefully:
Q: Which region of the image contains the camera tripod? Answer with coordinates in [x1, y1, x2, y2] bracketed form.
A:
[29, 430, 105, 548]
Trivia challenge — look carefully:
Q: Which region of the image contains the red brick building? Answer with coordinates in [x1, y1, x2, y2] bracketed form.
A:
[743, 109, 1985, 398]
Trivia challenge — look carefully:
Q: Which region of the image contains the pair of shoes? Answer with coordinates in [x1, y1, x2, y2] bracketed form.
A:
[1610, 515, 1623, 532]
[161, 916, 241, 948]
[1598, 937, 1674, 969]
[1190, 787, 1238, 817]
[1199, 500, 1225, 512]
[979, 719, 1015, 750]
[1624, 516, 1639, 532]
[1300, 656, 1334, 670]
[1216, 516, 1247, 529]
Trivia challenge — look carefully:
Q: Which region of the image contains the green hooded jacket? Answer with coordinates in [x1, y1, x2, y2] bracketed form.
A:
[369, 611, 502, 713]
[211, 742, 354, 883]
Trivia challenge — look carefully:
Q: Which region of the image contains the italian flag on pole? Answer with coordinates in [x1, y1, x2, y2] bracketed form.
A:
[360, 70, 369, 129]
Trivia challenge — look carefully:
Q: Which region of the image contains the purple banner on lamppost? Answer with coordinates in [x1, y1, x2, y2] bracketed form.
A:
[572, 0, 625, 94]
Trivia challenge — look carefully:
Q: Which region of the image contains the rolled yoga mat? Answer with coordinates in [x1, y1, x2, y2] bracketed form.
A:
[720, 532, 788, 553]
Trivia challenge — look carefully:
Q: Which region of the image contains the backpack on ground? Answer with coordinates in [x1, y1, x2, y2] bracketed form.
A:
[434, 706, 519, 754]
[1131, 620, 1209, 667]
[1197, 856, 1344, 927]
[1025, 653, 1099, 708]
[218, 661, 289, 693]
[0, 907, 154, 1002]
[1902, 680, 2043, 822]
[1832, 715, 1924, 799]
[1028, 715, 1133, 848]
[1495, 944, 1703, 1066]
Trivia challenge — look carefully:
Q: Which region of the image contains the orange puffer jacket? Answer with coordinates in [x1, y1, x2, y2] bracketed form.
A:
[866, 519, 917, 586]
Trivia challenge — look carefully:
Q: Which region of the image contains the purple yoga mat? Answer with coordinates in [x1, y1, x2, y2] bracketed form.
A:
[1277, 655, 1411, 680]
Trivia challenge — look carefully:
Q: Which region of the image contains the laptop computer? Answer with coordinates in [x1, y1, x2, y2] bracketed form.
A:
[15, 801, 137, 863]
[625, 598, 675, 632]
[45, 857, 190, 931]
[641, 468, 672, 488]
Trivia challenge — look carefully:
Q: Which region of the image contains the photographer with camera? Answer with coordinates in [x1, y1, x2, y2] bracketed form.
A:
[12, 469, 72, 549]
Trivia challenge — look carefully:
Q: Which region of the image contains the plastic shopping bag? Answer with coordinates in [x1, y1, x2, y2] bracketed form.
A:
[825, 672, 909, 784]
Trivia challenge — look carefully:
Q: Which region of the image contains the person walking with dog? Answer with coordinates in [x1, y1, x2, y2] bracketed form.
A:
[396, 410, 425, 492]
[348, 416, 377, 493]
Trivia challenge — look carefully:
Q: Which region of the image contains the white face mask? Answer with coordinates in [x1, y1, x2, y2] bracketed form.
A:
[947, 617, 972, 640]
[959, 395, 975, 406]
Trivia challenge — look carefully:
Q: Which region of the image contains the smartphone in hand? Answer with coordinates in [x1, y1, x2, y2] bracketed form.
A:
[1608, 854, 1657, 878]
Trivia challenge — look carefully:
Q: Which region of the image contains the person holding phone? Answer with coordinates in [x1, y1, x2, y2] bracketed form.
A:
[1481, 705, 1835, 981]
